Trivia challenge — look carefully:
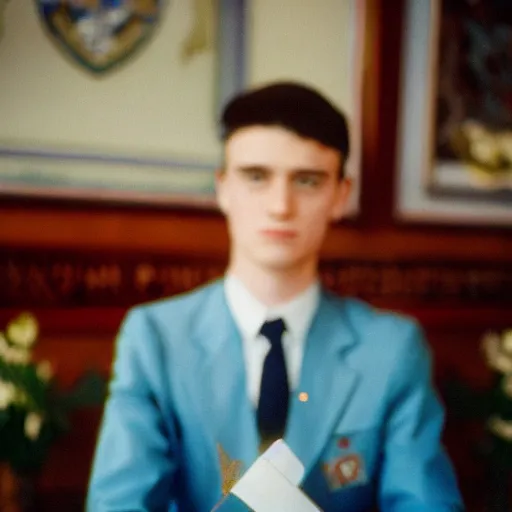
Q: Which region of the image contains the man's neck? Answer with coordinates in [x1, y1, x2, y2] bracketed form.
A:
[227, 258, 319, 307]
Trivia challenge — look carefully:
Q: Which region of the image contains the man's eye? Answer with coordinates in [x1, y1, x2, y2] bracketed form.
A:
[247, 170, 266, 181]
[296, 175, 321, 187]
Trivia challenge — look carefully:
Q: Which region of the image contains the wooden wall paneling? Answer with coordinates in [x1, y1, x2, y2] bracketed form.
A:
[358, 0, 402, 227]
[1, 249, 511, 308]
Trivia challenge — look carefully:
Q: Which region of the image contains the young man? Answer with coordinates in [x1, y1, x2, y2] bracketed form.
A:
[87, 82, 464, 511]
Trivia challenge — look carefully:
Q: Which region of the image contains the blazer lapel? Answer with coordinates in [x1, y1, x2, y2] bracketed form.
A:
[285, 291, 359, 478]
[195, 282, 259, 484]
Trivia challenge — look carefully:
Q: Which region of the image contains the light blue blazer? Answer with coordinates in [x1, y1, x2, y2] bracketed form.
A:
[87, 280, 463, 511]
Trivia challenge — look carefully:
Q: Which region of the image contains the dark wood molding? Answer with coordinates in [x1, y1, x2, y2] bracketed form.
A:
[1, 248, 510, 308]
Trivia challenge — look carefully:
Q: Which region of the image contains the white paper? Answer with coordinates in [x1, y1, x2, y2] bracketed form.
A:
[231, 440, 322, 512]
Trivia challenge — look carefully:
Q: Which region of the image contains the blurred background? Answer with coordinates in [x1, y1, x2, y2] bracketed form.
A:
[0, 0, 511, 510]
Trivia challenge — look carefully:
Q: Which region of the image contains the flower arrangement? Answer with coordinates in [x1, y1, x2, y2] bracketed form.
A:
[443, 328, 512, 512]
[481, 329, 512, 468]
[0, 312, 106, 475]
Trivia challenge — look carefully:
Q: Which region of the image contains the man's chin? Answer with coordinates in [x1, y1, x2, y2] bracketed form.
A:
[253, 253, 306, 272]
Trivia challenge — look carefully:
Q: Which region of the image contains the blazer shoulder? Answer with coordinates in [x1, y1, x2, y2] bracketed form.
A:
[333, 295, 425, 351]
[339, 295, 418, 328]
[117, 279, 223, 340]
[131, 278, 222, 317]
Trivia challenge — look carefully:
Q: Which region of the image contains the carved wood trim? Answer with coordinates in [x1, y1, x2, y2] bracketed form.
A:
[1, 249, 510, 308]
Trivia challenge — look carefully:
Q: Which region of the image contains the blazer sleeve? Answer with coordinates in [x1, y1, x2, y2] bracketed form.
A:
[378, 321, 465, 512]
[86, 308, 179, 512]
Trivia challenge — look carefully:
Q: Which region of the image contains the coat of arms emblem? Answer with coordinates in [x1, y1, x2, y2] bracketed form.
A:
[35, 0, 166, 75]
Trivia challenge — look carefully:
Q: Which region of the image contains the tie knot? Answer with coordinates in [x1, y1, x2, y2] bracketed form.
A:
[260, 318, 286, 346]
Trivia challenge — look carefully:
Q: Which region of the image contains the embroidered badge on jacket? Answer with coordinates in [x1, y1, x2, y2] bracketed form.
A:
[322, 452, 367, 491]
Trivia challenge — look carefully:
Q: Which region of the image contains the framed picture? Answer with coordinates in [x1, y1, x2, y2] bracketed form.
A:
[395, 0, 512, 226]
[0, 0, 246, 208]
[0, 0, 367, 211]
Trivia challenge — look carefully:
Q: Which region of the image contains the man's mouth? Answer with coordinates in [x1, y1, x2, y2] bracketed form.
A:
[260, 229, 298, 240]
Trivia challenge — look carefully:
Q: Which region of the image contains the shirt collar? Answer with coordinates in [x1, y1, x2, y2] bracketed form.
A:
[224, 274, 320, 342]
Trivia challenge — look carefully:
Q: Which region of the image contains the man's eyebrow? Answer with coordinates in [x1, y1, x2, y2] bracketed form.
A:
[291, 168, 330, 176]
[292, 167, 329, 174]
[236, 166, 328, 173]
[236, 165, 271, 172]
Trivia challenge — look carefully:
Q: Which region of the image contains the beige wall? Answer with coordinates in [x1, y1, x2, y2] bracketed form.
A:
[0, 1, 362, 207]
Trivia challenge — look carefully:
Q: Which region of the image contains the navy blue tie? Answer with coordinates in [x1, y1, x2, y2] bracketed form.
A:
[257, 318, 289, 438]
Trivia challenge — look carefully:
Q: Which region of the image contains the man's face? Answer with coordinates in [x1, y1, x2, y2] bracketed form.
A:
[216, 126, 351, 272]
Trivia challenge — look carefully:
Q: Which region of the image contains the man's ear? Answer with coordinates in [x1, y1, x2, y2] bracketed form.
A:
[330, 178, 352, 222]
[215, 168, 229, 214]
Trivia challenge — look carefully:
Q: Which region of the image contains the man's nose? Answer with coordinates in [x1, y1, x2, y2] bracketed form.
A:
[267, 179, 294, 218]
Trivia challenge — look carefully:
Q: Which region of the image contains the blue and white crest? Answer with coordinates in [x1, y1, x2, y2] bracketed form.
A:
[35, 0, 166, 75]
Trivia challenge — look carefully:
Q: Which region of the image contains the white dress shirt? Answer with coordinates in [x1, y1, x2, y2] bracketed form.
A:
[224, 275, 320, 406]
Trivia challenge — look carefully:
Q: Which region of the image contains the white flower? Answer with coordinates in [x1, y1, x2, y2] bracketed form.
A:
[9, 347, 29, 365]
[482, 331, 512, 373]
[36, 361, 53, 381]
[0, 329, 30, 365]
[0, 380, 16, 410]
[6, 313, 38, 349]
[24, 412, 43, 441]
[2, 344, 29, 365]
[502, 330, 512, 354]
[482, 332, 501, 367]
[0, 333, 8, 359]
[494, 353, 512, 374]
[488, 416, 512, 441]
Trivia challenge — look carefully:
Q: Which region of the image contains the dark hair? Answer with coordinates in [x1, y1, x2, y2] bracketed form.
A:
[220, 81, 350, 177]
